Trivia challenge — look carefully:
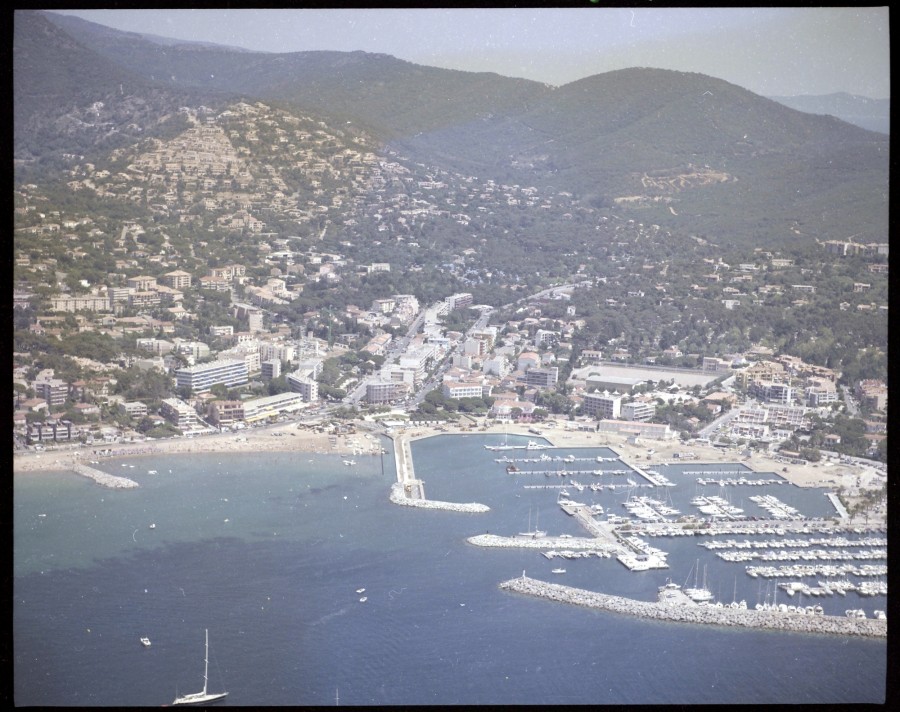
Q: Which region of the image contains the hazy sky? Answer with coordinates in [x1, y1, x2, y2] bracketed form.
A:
[51, 7, 890, 99]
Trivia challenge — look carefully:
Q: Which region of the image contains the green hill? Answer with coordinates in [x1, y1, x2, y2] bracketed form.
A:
[21, 10, 891, 248]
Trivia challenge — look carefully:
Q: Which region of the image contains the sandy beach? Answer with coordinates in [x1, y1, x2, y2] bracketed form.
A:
[12, 422, 378, 474]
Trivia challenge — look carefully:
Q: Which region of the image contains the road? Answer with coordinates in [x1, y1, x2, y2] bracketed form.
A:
[340, 281, 579, 412]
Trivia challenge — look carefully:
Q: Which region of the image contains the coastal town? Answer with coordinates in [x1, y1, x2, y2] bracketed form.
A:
[13, 53, 888, 645]
[13, 9, 890, 707]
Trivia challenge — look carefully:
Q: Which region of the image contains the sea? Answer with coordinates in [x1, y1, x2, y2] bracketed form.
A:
[13, 433, 887, 706]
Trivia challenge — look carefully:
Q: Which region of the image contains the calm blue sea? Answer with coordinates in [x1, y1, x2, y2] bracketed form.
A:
[13, 434, 887, 705]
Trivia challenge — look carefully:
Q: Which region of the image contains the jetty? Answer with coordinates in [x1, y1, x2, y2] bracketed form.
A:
[390, 483, 489, 512]
[71, 464, 139, 489]
[500, 575, 887, 638]
[388, 433, 489, 513]
[468, 533, 612, 551]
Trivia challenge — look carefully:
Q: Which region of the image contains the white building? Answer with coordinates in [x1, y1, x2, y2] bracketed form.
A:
[286, 371, 319, 402]
[583, 391, 623, 420]
[175, 359, 248, 394]
[622, 400, 656, 422]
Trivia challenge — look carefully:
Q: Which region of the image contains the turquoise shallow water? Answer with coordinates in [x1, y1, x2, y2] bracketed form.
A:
[13, 435, 887, 705]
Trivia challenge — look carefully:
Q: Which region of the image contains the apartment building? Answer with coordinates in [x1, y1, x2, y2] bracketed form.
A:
[286, 371, 319, 402]
[445, 292, 473, 310]
[118, 401, 149, 418]
[126, 275, 158, 291]
[582, 390, 622, 420]
[366, 381, 405, 405]
[442, 380, 486, 400]
[33, 378, 69, 407]
[622, 400, 656, 422]
[524, 366, 558, 389]
[160, 398, 202, 429]
[261, 360, 281, 380]
[159, 270, 192, 289]
[50, 295, 112, 313]
[208, 399, 244, 427]
[174, 359, 249, 394]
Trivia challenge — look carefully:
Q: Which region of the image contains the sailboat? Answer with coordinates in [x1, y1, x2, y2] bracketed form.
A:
[518, 506, 547, 539]
[485, 427, 516, 451]
[683, 559, 714, 603]
[172, 629, 228, 706]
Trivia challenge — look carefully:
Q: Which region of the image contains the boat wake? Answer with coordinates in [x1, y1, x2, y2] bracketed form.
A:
[310, 607, 349, 626]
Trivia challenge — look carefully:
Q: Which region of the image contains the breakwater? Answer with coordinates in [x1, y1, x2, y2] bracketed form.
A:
[468, 533, 612, 551]
[389, 482, 489, 513]
[71, 464, 139, 489]
[500, 576, 887, 638]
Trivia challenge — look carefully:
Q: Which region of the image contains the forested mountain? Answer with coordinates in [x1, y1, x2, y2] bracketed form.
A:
[17, 10, 890, 249]
[14, 11, 231, 170]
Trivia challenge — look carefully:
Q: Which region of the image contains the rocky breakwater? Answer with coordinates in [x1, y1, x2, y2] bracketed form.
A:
[389, 482, 489, 513]
[71, 464, 139, 489]
[500, 576, 887, 638]
[468, 534, 612, 551]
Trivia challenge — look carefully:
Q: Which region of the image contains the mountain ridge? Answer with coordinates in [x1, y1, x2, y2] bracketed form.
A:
[17, 10, 890, 248]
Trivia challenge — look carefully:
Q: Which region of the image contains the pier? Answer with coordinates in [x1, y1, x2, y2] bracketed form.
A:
[391, 433, 425, 500]
[500, 576, 887, 638]
[825, 492, 850, 519]
[388, 433, 488, 513]
[70, 464, 139, 489]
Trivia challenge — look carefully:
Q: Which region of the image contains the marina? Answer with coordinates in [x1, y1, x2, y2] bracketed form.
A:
[439, 436, 887, 622]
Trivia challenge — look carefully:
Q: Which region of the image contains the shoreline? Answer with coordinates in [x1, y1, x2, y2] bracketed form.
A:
[394, 421, 864, 489]
[13, 419, 886, 524]
[12, 422, 378, 474]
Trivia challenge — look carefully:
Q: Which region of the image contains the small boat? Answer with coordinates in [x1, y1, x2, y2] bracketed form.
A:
[149, 523, 156, 529]
[359, 597, 368, 603]
[552, 568, 566, 574]
[171, 629, 228, 706]
[356, 588, 366, 594]
[148, 470, 157, 474]
[140, 637, 152, 647]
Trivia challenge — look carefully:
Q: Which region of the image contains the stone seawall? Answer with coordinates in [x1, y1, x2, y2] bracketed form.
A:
[389, 482, 489, 513]
[500, 576, 887, 638]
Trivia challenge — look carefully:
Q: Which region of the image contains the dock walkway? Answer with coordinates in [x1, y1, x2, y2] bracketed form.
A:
[825, 492, 850, 519]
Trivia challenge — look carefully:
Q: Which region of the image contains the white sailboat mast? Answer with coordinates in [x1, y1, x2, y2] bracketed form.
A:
[203, 628, 210, 695]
